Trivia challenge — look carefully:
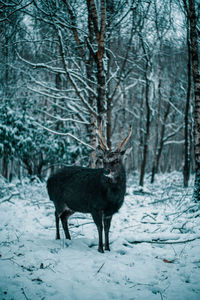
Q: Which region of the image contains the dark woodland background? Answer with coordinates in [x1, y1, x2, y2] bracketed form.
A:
[0, 0, 200, 196]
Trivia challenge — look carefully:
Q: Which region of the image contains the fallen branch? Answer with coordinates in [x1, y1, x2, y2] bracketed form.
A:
[150, 198, 171, 204]
[0, 192, 19, 204]
[130, 282, 153, 288]
[168, 204, 198, 219]
[127, 235, 200, 245]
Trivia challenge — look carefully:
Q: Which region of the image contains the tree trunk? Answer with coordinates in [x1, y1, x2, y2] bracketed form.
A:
[139, 69, 151, 187]
[138, 89, 144, 171]
[106, 96, 112, 150]
[183, 18, 192, 187]
[9, 159, 14, 182]
[89, 0, 106, 125]
[151, 46, 162, 184]
[86, 3, 97, 166]
[187, 0, 200, 200]
[2, 156, 8, 180]
[139, 32, 152, 187]
[23, 157, 33, 177]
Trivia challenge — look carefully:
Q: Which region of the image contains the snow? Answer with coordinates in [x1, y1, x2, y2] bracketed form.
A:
[0, 172, 200, 300]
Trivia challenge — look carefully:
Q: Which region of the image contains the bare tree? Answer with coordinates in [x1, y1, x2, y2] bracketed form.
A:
[183, 0, 200, 200]
[182, 0, 192, 187]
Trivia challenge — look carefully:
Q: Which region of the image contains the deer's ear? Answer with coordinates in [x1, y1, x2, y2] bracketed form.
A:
[120, 150, 126, 156]
[125, 147, 132, 155]
[120, 147, 132, 156]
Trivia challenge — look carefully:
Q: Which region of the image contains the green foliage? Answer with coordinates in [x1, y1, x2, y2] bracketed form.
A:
[0, 105, 87, 176]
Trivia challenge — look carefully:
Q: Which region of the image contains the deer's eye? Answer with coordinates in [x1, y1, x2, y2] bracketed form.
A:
[111, 159, 119, 165]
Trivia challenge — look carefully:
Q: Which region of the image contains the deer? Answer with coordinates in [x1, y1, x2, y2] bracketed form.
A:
[47, 125, 132, 253]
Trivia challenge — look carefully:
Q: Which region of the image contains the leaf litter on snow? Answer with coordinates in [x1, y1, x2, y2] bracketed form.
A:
[0, 172, 200, 300]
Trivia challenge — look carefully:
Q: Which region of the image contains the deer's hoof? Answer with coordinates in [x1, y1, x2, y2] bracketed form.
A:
[105, 247, 110, 251]
[98, 247, 104, 253]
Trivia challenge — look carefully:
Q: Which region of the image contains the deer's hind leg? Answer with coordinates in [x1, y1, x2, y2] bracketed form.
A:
[60, 209, 74, 240]
[55, 211, 60, 240]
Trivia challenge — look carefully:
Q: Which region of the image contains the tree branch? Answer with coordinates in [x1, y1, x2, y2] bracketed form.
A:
[34, 120, 95, 150]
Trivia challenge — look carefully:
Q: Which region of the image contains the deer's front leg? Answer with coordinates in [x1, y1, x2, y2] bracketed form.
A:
[91, 211, 104, 253]
[103, 215, 112, 251]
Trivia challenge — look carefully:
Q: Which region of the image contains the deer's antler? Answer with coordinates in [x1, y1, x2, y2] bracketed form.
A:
[117, 125, 132, 152]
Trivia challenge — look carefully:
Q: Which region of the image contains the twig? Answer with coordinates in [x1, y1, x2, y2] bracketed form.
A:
[8, 258, 35, 272]
[21, 288, 30, 300]
[130, 282, 153, 288]
[95, 262, 105, 275]
[46, 264, 56, 273]
[158, 291, 164, 300]
[150, 198, 170, 204]
[70, 222, 94, 228]
[0, 256, 14, 260]
[142, 213, 156, 221]
[141, 221, 163, 225]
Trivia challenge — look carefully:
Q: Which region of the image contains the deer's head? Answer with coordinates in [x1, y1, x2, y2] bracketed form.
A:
[96, 124, 132, 180]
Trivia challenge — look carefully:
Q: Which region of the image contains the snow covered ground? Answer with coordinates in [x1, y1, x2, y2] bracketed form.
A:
[0, 172, 200, 300]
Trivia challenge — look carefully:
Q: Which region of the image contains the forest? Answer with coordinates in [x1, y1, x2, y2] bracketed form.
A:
[1, 1, 200, 299]
[0, 0, 199, 192]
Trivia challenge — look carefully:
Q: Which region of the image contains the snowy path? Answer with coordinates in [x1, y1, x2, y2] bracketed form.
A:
[0, 173, 200, 300]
